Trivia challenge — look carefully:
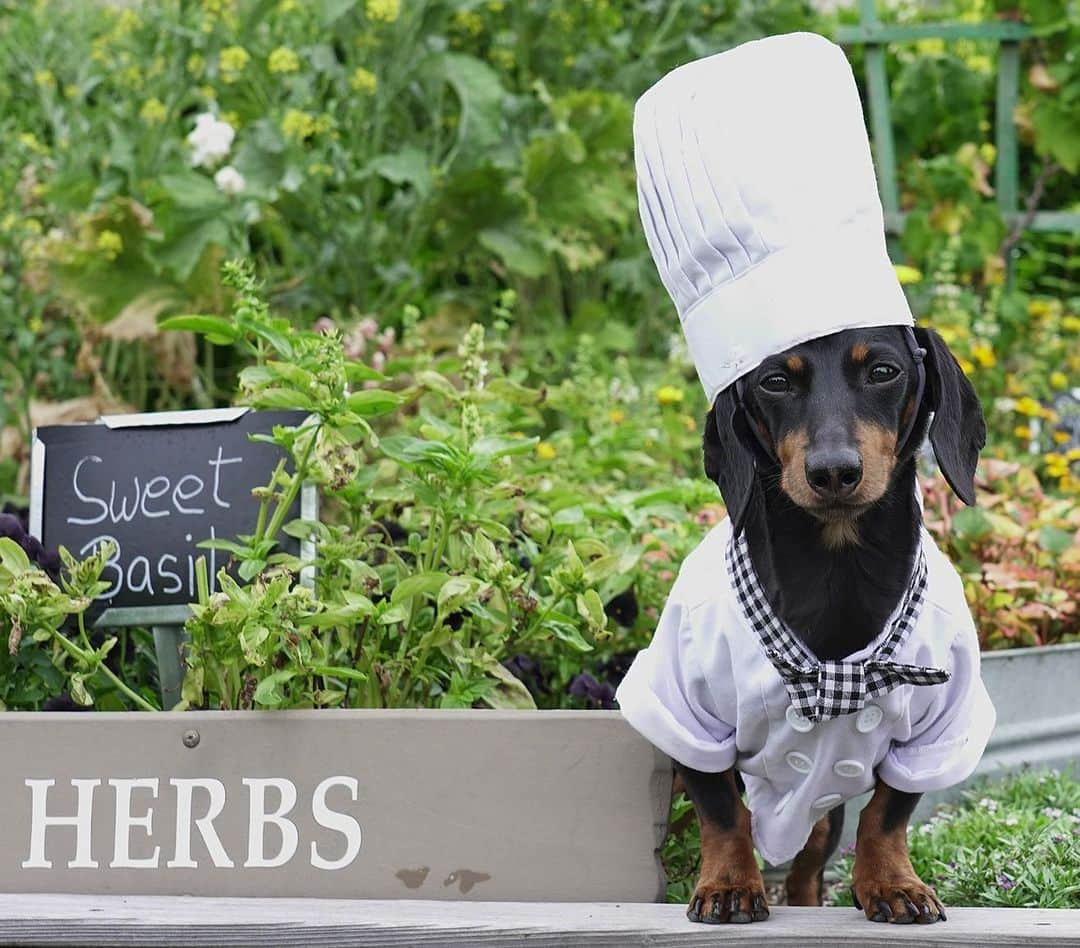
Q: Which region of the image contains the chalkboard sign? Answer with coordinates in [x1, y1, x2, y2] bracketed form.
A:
[29, 408, 315, 626]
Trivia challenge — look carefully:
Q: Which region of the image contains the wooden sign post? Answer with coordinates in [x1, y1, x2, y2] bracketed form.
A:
[29, 408, 316, 707]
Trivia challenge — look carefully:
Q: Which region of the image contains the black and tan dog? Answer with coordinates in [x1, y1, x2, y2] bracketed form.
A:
[678, 324, 985, 924]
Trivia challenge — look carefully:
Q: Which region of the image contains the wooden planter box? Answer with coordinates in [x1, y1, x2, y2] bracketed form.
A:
[0, 644, 1072, 901]
[0, 710, 670, 901]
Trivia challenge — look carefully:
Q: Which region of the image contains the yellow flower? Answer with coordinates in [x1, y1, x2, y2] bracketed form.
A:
[608, 409, 626, 424]
[18, 132, 47, 155]
[1064, 316, 1080, 333]
[491, 48, 515, 70]
[187, 53, 206, 77]
[119, 65, 143, 90]
[268, 46, 301, 74]
[34, 69, 56, 90]
[1050, 371, 1068, 389]
[349, 66, 377, 94]
[281, 108, 318, 140]
[1014, 396, 1042, 416]
[680, 413, 697, 432]
[279, 0, 298, 10]
[1013, 425, 1032, 441]
[1027, 299, 1054, 319]
[979, 143, 996, 165]
[893, 264, 922, 286]
[958, 358, 975, 376]
[139, 98, 168, 125]
[1053, 431, 1070, 444]
[656, 385, 684, 406]
[971, 342, 996, 368]
[365, 0, 400, 22]
[452, 9, 483, 34]
[96, 230, 123, 261]
[536, 441, 557, 460]
[1060, 475, 1078, 493]
[219, 45, 250, 82]
[937, 326, 959, 345]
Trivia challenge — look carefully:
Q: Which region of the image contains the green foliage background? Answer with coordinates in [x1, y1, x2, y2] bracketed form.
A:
[0, 0, 1077, 713]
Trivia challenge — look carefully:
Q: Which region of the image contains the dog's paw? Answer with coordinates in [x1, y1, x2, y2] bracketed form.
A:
[687, 877, 770, 924]
[850, 876, 946, 924]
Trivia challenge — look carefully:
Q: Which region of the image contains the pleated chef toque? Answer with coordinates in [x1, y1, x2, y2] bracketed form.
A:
[634, 32, 913, 405]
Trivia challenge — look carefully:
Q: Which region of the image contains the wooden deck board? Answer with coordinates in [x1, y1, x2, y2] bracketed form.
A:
[0, 895, 1077, 947]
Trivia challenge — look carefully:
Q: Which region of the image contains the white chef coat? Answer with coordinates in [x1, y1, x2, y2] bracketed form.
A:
[615, 517, 996, 866]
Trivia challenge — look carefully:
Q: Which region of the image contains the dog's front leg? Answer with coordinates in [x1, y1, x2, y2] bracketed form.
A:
[676, 763, 769, 924]
[851, 779, 946, 924]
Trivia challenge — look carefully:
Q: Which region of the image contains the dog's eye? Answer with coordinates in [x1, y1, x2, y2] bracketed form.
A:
[759, 374, 790, 394]
[868, 363, 900, 383]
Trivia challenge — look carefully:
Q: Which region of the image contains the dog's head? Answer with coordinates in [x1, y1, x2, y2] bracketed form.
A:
[704, 326, 986, 541]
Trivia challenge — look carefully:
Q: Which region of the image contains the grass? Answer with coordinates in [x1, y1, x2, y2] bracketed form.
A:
[833, 769, 1080, 909]
[665, 769, 1080, 908]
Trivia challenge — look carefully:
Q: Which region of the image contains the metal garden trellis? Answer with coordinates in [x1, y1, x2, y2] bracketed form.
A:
[836, 0, 1080, 277]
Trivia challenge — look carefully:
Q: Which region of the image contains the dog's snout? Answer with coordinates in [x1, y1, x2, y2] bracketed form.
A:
[805, 448, 863, 500]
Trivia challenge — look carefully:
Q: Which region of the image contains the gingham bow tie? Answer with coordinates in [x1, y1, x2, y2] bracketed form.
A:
[764, 651, 950, 723]
[726, 533, 950, 723]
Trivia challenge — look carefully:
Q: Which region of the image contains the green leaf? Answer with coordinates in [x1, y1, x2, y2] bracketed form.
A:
[0, 537, 31, 574]
[310, 664, 367, 682]
[543, 617, 593, 653]
[436, 575, 477, 613]
[576, 589, 607, 631]
[379, 435, 457, 467]
[368, 147, 433, 196]
[159, 315, 240, 345]
[239, 625, 271, 664]
[431, 53, 508, 165]
[160, 171, 230, 213]
[478, 228, 549, 278]
[1038, 526, 1074, 555]
[296, 599, 374, 627]
[346, 389, 404, 417]
[254, 669, 295, 708]
[251, 388, 316, 410]
[951, 506, 993, 542]
[480, 659, 536, 710]
[471, 435, 539, 459]
[344, 362, 388, 384]
[156, 218, 231, 281]
[391, 571, 451, 604]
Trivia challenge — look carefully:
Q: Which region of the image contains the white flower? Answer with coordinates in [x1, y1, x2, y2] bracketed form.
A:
[188, 112, 235, 168]
[213, 165, 245, 196]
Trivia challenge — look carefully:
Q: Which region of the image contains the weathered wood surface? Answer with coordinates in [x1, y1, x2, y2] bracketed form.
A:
[0, 896, 1077, 947]
[0, 711, 670, 901]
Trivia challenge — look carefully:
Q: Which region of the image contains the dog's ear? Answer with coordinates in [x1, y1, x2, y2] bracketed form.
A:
[914, 326, 986, 506]
[704, 386, 757, 534]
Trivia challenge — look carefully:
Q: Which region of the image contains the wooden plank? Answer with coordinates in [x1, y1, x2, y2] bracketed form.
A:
[836, 22, 1032, 43]
[0, 896, 1077, 947]
[0, 711, 670, 902]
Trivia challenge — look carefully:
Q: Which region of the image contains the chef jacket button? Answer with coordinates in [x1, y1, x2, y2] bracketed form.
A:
[786, 705, 814, 732]
[812, 793, 843, 809]
[833, 759, 866, 778]
[774, 790, 793, 815]
[855, 704, 884, 733]
[785, 751, 813, 774]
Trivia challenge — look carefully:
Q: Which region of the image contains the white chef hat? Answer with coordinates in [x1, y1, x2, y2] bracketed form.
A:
[635, 32, 913, 405]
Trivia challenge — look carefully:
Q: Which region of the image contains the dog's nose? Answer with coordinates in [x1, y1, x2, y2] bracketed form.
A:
[805, 448, 863, 499]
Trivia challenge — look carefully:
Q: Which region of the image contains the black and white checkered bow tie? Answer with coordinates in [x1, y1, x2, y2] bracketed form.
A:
[725, 533, 949, 722]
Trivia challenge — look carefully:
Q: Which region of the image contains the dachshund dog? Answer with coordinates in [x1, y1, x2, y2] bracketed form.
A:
[679, 324, 986, 924]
